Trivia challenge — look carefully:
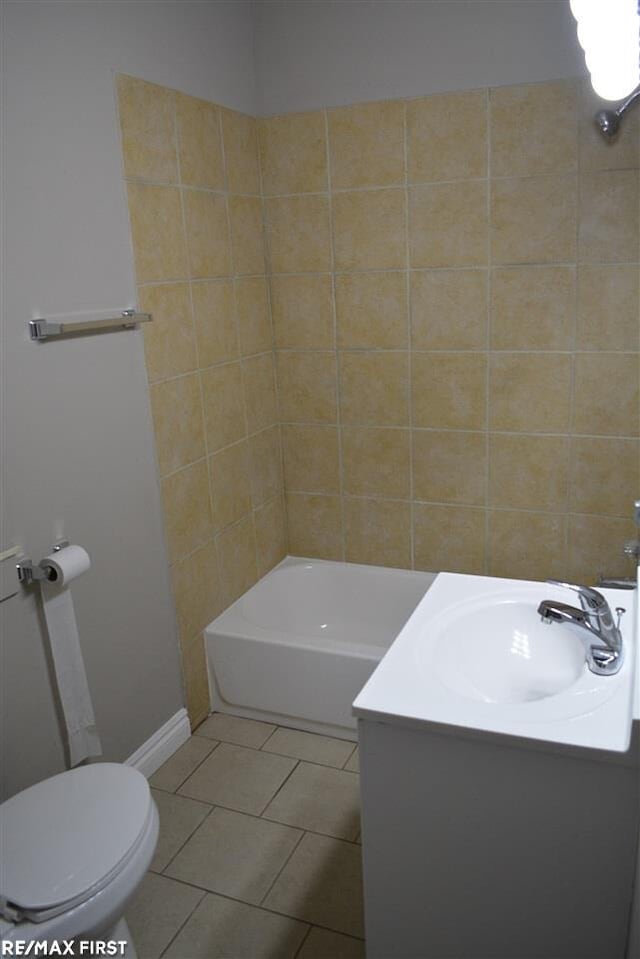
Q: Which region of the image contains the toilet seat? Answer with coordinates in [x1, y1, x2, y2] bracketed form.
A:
[0, 763, 154, 924]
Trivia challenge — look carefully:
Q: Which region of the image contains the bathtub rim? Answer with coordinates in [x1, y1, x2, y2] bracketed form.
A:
[206, 554, 437, 655]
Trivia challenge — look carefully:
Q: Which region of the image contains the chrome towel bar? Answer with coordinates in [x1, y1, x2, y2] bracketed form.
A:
[29, 309, 152, 341]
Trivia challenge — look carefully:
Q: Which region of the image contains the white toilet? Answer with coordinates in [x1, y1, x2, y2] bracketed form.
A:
[0, 763, 158, 955]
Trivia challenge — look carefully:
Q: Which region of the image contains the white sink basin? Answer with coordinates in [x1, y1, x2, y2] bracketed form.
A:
[353, 573, 637, 753]
[435, 595, 586, 704]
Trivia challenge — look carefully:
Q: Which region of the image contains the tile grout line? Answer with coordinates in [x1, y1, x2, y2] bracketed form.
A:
[257, 757, 302, 817]
[279, 491, 637, 522]
[133, 255, 640, 287]
[404, 101, 416, 571]
[323, 108, 347, 561]
[256, 117, 291, 559]
[293, 925, 314, 959]
[258, 827, 307, 907]
[151, 737, 221, 794]
[188, 737, 360, 776]
[566, 90, 582, 575]
[156, 801, 220, 877]
[157, 884, 207, 959]
[217, 109, 259, 587]
[485, 86, 492, 576]
[153, 872, 365, 946]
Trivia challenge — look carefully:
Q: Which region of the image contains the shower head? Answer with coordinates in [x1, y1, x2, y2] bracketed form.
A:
[594, 82, 640, 140]
[594, 108, 622, 139]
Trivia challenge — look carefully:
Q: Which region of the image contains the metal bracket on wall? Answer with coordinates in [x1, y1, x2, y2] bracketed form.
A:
[28, 310, 152, 341]
[16, 539, 70, 585]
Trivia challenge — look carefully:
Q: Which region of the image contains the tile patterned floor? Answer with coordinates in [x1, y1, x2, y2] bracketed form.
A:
[126, 713, 365, 959]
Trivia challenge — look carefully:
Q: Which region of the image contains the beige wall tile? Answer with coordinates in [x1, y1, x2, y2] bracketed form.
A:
[183, 633, 211, 728]
[339, 352, 409, 426]
[201, 362, 246, 451]
[285, 493, 343, 560]
[259, 112, 327, 195]
[254, 497, 288, 576]
[265, 196, 332, 273]
[271, 275, 334, 349]
[150, 374, 206, 477]
[411, 269, 487, 351]
[344, 497, 411, 568]
[490, 80, 578, 177]
[567, 514, 635, 583]
[341, 427, 410, 498]
[282, 424, 340, 493]
[176, 93, 225, 190]
[171, 542, 221, 648]
[139, 283, 197, 383]
[329, 100, 404, 189]
[336, 272, 407, 349]
[412, 353, 487, 430]
[573, 353, 639, 436]
[569, 437, 639, 517]
[413, 503, 485, 574]
[192, 280, 239, 367]
[184, 190, 231, 279]
[127, 182, 188, 283]
[333, 189, 406, 271]
[217, 515, 258, 607]
[489, 434, 569, 511]
[117, 75, 177, 182]
[410, 182, 488, 267]
[491, 175, 577, 264]
[236, 277, 272, 356]
[209, 441, 252, 532]
[161, 460, 213, 563]
[577, 265, 640, 352]
[490, 266, 575, 351]
[407, 89, 487, 183]
[222, 109, 260, 195]
[277, 352, 337, 424]
[489, 353, 571, 433]
[243, 353, 278, 434]
[228, 195, 265, 275]
[488, 511, 567, 581]
[413, 430, 486, 505]
[249, 426, 283, 507]
[579, 80, 640, 173]
[578, 170, 639, 262]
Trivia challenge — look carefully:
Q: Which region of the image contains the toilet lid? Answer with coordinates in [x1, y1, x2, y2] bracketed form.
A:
[0, 763, 152, 919]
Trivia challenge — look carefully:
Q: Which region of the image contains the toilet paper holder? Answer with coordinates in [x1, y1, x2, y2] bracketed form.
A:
[16, 539, 69, 585]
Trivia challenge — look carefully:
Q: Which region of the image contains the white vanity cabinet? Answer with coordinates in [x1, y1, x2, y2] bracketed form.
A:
[354, 573, 640, 959]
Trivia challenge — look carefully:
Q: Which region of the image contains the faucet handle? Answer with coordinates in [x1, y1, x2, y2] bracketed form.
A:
[545, 580, 608, 613]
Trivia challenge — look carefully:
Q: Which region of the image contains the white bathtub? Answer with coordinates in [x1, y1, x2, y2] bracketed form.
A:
[204, 556, 436, 739]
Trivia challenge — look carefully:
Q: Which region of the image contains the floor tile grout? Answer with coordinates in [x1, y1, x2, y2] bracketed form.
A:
[158, 884, 207, 959]
[146, 868, 365, 942]
[293, 924, 313, 959]
[259, 827, 307, 907]
[142, 717, 366, 948]
[150, 790, 363, 854]
[154, 802, 220, 876]
[151, 738, 221, 794]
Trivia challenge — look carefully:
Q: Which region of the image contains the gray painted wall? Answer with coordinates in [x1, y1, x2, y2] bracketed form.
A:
[253, 0, 587, 115]
[0, 0, 256, 799]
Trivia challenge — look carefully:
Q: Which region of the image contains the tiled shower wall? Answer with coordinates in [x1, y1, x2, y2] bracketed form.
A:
[260, 79, 639, 584]
[117, 76, 285, 726]
[119, 74, 640, 724]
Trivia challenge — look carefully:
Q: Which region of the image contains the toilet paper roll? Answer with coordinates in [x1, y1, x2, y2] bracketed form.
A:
[40, 544, 91, 586]
[39, 545, 102, 767]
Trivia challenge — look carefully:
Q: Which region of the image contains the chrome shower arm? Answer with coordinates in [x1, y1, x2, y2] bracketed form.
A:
[595, 81, 640, 139]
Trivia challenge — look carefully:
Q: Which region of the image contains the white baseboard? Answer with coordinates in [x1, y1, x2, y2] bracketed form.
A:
[125, 708, 191, 779]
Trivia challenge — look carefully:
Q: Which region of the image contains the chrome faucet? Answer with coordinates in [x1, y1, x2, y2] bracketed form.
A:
[537, 581, 624, 676]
